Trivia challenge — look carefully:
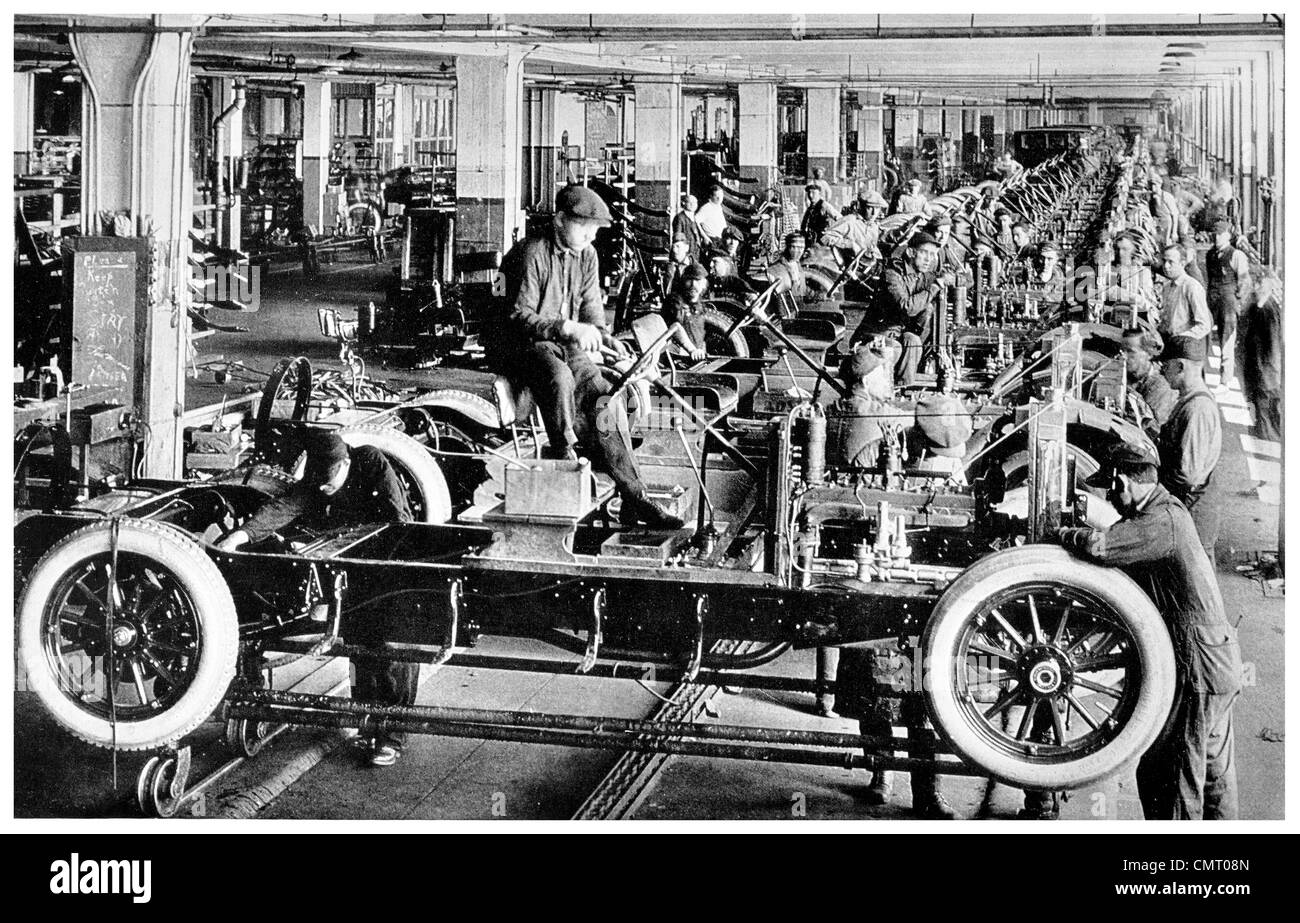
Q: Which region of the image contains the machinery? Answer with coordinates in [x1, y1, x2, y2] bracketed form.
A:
[16, 286, 1177, 815]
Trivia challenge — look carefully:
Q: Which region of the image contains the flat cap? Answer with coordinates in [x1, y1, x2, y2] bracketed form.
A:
[302, 430, 350, 484]
[862, 190, 889, 208]
[1161, 335, 1207, 363]
[1212, 219, 1233, 234]
[914, 393, 973, 458]
[839, 342, 887, 384]
[671, 232, 690, 244]
[925, 215, 953, 229]
[555, 184, 613, 225]
[909, 231, 941, 250]
[1084, 441, 1161, 487]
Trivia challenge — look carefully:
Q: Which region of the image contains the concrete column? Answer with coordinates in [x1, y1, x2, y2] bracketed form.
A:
[805, 85, 840, 181]
[214, 78, 243, 250]
[301, 78, 332, 234]
[14, 71, 33, 168]
[989, 105, 1006, 156]
[71, 22, 194, 476]
[633, 76, 683, 237]
[455, 48, 525, 257]
[1087, 102, 1100, 124]
[1268, 48, 1283, 267]
[738, 82, 778, 193]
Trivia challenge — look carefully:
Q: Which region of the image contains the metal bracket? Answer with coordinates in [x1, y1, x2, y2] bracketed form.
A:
[578, 587, 605, 674]
[432, 578, 462, 668]
[684, 594, 708, 683]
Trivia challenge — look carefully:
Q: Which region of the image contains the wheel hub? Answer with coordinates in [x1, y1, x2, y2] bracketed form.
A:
[1021, 646, 1071, 696]
[1028, 659, 1063, 694]
[110, 623, 138, 649]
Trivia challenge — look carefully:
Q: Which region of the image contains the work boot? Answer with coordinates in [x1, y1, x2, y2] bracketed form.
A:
[911, 774, 957, 819]
[1018, 790, 1061, 820]
[864, 771, 893, 806]
[619, 492, 685, 530]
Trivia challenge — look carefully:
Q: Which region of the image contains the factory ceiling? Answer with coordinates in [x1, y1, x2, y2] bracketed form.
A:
[14, 12, 1282, 103]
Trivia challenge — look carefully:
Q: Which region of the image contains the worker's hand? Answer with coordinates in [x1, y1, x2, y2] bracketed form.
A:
[215, 529, 250, 551]
[689, 347, 707, 362]
[601, 332, 631, 360]
[561, 320, 604, 354]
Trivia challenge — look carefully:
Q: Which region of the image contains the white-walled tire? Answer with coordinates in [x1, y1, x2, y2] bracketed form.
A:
[923, 545, 1175, 790]
[334, 424, 452, 524]
[17, 519, 239, 750]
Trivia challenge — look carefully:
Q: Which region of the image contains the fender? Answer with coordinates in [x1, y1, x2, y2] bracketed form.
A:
[404, 389, 502, 431]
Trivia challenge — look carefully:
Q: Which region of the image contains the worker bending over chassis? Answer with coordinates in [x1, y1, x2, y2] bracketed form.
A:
[217, 430, 417, 767]
[850, 231, 944, 386]
[487, 184, 683, 529]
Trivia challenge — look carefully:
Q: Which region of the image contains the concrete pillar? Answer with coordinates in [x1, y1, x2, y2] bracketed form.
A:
[71, 22, 194, 477]
[1087, 102, 1100, 124]
[214, 78, 243, 251]
[989, 105, 1006, 156]
[455, 48, 525, 257]
[301, 79, 332, 234]
[14, 71, 33, 169]
[805, 85, 840, 181]
[633, 76, 683, 237]
[738, 82, 778, 193]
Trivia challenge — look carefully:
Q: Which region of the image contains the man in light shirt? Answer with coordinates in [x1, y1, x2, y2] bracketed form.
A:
[1157, 243, 1212, 349]
[694, 184, 728, 243]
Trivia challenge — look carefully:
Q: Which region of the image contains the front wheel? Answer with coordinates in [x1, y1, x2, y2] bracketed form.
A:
[923, 545, 1175, 790]
[17, 519, 239, 750]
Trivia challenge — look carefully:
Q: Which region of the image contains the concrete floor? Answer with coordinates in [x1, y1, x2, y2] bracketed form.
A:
[15, 259, 1285, 821]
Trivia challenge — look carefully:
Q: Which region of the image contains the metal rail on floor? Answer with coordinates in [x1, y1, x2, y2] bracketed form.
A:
[223, 687, 976, 780]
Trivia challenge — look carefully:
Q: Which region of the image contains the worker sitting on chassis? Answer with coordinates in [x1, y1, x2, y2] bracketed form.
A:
[484, 184, 684, 530]
[216, 430, 418, 767]
[662, 262, 711, 362]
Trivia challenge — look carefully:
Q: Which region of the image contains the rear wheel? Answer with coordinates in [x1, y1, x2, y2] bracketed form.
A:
[334, 424, 452, 524]
[17, 519, 239, 750]
[923, 545, 1175, 790]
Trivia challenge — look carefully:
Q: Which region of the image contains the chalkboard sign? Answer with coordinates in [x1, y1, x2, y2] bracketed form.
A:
[62, 237, 152, 407]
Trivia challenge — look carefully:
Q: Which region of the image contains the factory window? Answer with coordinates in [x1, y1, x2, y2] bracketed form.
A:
[412, 85, 456, 168]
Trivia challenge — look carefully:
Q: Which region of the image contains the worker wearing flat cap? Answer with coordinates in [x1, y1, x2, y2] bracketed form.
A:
[847, 186, 889, 220]
[1158, 335, 1222, 565]
[851, 231, 943, 386]
[662, 231, 700, 298]
[1205, 219, 1252, 388]
[217, 430, 419, 767]
[1120, 328, 1176, 437]
[800, 182, 840, 247]
[1060, 442, 1240, 820]
[893, 179, 928, 216]
[767, 232, 808, 300]
[485, 183, 684, 529]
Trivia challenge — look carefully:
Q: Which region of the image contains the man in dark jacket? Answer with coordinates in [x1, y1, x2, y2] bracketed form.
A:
[1059, 443, 1241, 819]
[485, 184, 683, 529]
[851, 231, 942, 386]
[217, 430, 419, 767]
[800, 183, 840, 247]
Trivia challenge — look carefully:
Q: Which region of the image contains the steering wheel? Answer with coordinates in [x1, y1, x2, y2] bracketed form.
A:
[610, 322, 683, 393]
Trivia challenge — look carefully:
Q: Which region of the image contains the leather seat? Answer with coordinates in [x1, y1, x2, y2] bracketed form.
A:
[492, 376, 535, 428]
